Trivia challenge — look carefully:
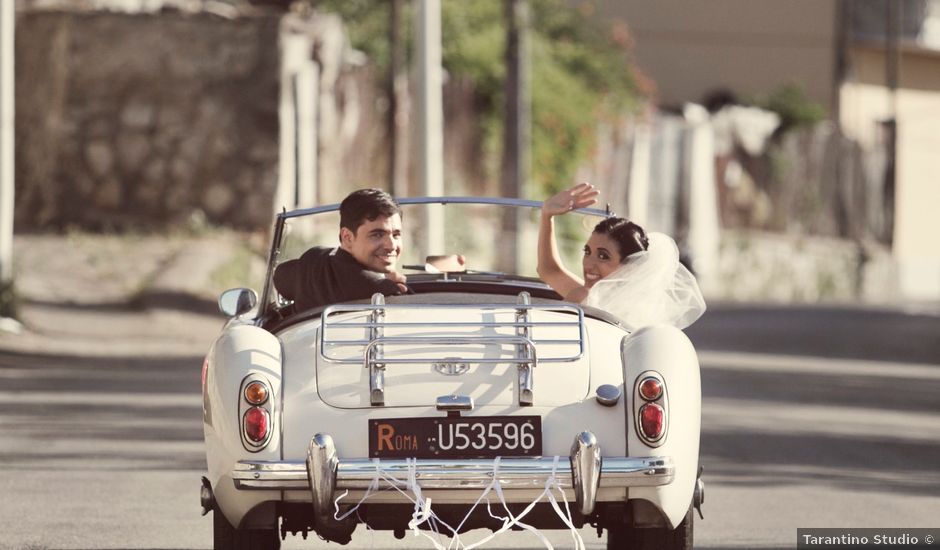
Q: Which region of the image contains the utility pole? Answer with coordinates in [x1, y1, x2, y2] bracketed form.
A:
[388, 0, 409, 198]
[414, 0, 444, 255]
[499, 0, 530, 274]
[0, 0, 14, 315]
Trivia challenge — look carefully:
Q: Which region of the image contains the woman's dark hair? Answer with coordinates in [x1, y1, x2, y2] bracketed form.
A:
[593, 217, 648, 262]
[340, 188, 402, 233]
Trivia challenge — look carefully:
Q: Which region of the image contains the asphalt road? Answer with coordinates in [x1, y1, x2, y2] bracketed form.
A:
[1, 302, 938, 549]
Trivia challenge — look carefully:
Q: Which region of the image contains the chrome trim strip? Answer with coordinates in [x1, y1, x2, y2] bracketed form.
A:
[516, 292, 534, 406]
[369, 294, 386, 406]
[324, 321, 582, 328]
[323, 302, 581, 316]
[323, 338, 581, 347]
[279, 196, 610, 220]
[232, 455, 674, 491]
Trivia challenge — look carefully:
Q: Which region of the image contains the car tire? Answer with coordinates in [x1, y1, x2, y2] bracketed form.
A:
[213, 510, 281, 550]
[606, 507, 693, 550]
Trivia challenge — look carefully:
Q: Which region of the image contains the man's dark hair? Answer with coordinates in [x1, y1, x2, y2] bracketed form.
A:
[593, 217, 649, 262]
[339, 188, 402, 233]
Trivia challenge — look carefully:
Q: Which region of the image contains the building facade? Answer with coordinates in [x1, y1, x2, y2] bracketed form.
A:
[593, 0, 940, 301]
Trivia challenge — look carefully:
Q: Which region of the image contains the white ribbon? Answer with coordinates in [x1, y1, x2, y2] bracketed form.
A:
[331, 456, 587, 550]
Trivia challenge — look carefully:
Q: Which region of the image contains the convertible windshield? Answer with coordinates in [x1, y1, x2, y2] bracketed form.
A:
[275, 199, 607, 279]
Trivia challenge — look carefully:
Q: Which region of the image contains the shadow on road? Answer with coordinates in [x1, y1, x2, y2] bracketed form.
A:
[0, 349, 204, 394]
[687, 304, 940, 364]
[693, 305, 940, 500]
[0, 349, 206, 471]
[702, 429, 940, 497]
[703, 366, 940, 413]
[24, 291, 220, 316]
[701, 363, 940, 496]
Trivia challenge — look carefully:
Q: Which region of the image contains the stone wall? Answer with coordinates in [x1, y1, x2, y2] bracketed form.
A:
[14, 7, 492, 231]
[14, 9, 282, 231]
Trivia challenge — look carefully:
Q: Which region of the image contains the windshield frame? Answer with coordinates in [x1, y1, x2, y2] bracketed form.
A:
[257, 196, 611, 322]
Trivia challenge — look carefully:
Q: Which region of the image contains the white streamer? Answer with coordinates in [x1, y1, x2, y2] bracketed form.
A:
[330, 456, 588, 550]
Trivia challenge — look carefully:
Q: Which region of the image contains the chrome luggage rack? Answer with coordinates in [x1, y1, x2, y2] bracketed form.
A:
[318, 292, 585, 406]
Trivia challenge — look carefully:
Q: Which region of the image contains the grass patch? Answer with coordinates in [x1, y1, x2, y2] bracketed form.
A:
[210, 242, 265, 294]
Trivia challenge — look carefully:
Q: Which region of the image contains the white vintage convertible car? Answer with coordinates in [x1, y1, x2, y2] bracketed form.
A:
[202, 197, 704, 550]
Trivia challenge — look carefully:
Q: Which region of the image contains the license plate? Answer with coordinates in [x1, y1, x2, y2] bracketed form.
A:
[369, 416, 542, 459]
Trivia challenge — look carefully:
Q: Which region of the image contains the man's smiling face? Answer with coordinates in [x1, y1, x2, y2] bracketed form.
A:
[340, 213, 403, 273]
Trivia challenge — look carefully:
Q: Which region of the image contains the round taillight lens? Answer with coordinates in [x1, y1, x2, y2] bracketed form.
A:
[244, 381, 269, 405]
[639, 403, 665, 441]
[244, 407, 269, 443]
[638, 377, 663, 401]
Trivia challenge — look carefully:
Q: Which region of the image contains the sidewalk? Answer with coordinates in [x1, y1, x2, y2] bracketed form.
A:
[0, 231, 266, 357]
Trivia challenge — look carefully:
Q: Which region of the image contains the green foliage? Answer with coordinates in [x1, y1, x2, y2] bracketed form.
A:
[530, 53, 596, 192]
[442, 1, 507, 97]
[753, 83, 826, 132]
[311, 0, 400, 69]
[312, 0, 645, 196]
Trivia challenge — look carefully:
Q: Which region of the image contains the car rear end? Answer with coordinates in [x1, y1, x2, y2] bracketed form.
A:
[205, 291, 700, 546]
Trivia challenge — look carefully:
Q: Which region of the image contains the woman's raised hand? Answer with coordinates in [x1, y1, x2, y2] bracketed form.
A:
[542, 182, 600, 217]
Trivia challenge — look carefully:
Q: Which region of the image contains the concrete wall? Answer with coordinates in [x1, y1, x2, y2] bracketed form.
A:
[14, 10, 282, 231]
[709, 230, 897, 303]
[590, 0, 839, 111]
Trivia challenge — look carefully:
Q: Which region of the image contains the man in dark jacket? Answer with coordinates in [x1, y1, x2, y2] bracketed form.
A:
[274, 189, 408, 311]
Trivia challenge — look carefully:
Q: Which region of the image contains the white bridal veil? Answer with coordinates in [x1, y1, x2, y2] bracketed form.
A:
[584, 232, 706, 331]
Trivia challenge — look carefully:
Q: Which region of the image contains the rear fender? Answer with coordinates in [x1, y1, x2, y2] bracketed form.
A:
[203, 324, 282, 527]
[621, 325, 700, 528]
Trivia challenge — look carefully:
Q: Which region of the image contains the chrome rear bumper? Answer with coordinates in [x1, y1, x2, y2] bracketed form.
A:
[232, 431, 674, 517]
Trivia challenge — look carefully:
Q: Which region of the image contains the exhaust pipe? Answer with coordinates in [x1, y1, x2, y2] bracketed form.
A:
[692, 466, 705, 519]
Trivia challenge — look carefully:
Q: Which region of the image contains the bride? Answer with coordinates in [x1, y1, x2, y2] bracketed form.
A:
[537, 182, 706, 331]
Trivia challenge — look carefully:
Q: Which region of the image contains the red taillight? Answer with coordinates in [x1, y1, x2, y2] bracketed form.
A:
[243, 407, 269, 444]
[638, 377, 663, 401]
[639, 403, 665, 441]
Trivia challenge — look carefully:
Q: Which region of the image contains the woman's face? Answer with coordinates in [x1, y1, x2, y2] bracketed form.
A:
[582, 231, 623, 288]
